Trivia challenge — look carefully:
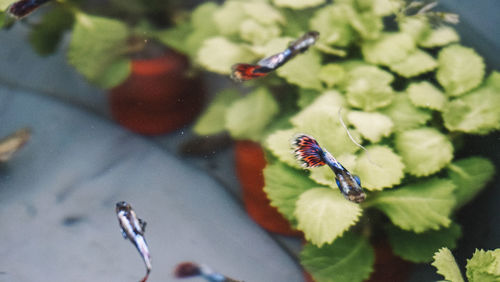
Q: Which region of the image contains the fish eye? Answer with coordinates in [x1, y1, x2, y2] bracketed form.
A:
[354, 175, 361, 186]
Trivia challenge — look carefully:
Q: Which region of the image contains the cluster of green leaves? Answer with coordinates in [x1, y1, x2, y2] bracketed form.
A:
[0, 0, 179, 88]
[432, 247, 500, 282]
[173, 0, 500, 281]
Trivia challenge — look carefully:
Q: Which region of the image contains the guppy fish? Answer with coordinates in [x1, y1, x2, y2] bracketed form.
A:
[7, 0, 52, 19]
[116, 201, 151, 282]
[0, 128, 31, 162]
[292, 134, 366, 203]
[175, 262, 242, 282]
[231, 31, 319, 82]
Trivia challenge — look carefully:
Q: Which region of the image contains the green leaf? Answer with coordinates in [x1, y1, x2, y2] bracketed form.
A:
[448, 157, 495, 209]
[239, 18, 281, 45]
[389, 49, 437, 78]
[193, 89, 239, 136]
[196, 37, 256, 74]
[347, 111, 393, 142]
[485, 71, 500, 91]
[395, 128, 453, 177]
[345, 65, 395, 111]
[437, 45, 485, 97]
[443, 86, 500, 134]
[28, 6, 74, 56]
[225, 87, 279, 141]
[272, 0, 326, 9]
[355, 145, 405, 190]
[295, 188, 362, 246]
[399, 17, 431, 42]
[242, 2, 284, 25]
[368, 178, 456, 232]
[432, 247, 465, 282]
[380, 93, 432, 132]
[0, 12, 5, 28]
[309, 4, 354, 47]
[318, 64, 346, 88]
[407, 81, 446, 111]
[362, 32, 416, 65]
[276, 49, 323, 90]
[419, 26, 460, 48]
[300, 233, 374, 282]
[348, 10, 383, 40]
[466, 249, 500, 282]
[68, 13, 130, 88]
[291, 91, 362, 156]
[388, 222, 462, 263]
[212, 1, 247, 36]
[263, 161, 318, 225]
[297, 88, 322, 109]
[265, 129, 301, 168]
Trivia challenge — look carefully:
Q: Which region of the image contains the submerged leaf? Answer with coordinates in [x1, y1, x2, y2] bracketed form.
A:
[395, 128, 453, 177]
[389, 49, 437, 78]
[380, 93, 432, 131]
[443, 86, 500, 134]
[197, 37, 256, 74]
[466, 249, 500, 281]
[448, 157, 495, 209]
[301, 233, 374, 282]
[240, 18, 281, 45]
[388, 223, 462, 263]
[225, 87, 279, 141]
[273, 0, 326, 9]
[276, 49, 323, 90]
[432, 248, 465, 282]
[68, 13, 130, 88]
[347, 111, 393, 142]
[193, 89, 239, 135]
[368, 178, 456, 232]
[263, 162, 317, 225]
[265, 129, 301, 168]
[344, 65, 394, 111]
[407, 81, 446, 111]
[295, 188, 362, 246]
[212, 1, 247, 36]
[437, 45, 485, 97]
[419, 26, 459, 48]
[309, 4, 354, 47]
[355, 145, 405, 190]
[362, 32, 415, 65]
[242, 2, 284, 25]
[318, 64, 346, 88]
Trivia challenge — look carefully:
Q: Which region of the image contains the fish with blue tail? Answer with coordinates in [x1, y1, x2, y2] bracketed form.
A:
[116, 201, 151, 282]
[7, 0, 52, 19]
[292, 134, 366, 203]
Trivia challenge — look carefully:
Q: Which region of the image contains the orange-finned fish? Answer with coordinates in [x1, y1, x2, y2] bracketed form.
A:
[292, 134, 366, 203]
[0, 128, 31, 162]
[116, 201, 151, 282]
[7, 0, 52, 19]
[174, 262, 242, 282]
[231, 31, 319, 82]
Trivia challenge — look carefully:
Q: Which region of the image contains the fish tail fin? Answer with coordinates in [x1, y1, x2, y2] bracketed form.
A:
[174, 262, 201, 278]
[292, 134, 327, 168]
[230, 63, 269, 82]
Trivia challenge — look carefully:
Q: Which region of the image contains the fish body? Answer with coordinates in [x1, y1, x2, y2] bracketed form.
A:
[231, 31, 319, 82]
[116, 201, 151, 282]
[7, 0, 52, 19]
[292, 134, 365, 203]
